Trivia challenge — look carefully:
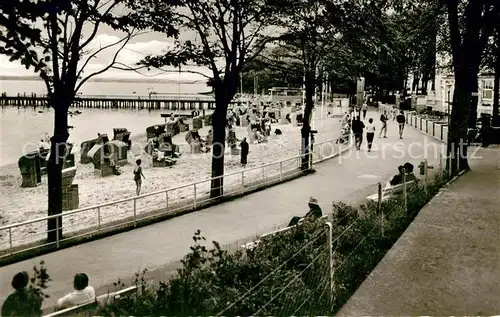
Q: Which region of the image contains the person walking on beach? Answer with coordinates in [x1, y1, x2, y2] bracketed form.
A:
[396, 110, 406, 139]
[362, 103, 368, 120]
[351, 116, 365, 150]
[366, 118, 376, 152]
[133, 159, 145, 196]
[240, 137, 249, 168]
[379, 111, 388, 138]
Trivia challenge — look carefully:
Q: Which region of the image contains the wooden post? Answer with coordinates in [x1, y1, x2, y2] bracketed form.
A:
[403, 168, 407, 213]
[378, 182, 383, 237]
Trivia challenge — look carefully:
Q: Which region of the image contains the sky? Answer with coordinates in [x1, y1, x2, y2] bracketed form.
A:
[0, 30, 210, 82]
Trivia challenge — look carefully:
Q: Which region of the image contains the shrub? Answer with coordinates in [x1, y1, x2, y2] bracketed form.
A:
[81, 173, 452, 315]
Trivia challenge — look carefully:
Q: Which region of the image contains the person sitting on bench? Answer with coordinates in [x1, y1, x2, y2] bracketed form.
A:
[389, 165, 405, 186]
[2, 271, 42, 317]
[390, 163, 417, 186]
[403, 162, 418, 183]
[57, 273, 95, 310]
[288, 197, 323, 226]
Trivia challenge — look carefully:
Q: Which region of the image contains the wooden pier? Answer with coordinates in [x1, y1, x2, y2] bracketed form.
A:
[0, 93, 241, 110]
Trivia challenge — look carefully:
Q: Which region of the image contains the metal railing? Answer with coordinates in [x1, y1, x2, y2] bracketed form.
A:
[215, 156, 448, 316]
[0, 137, 351, 258]
[378, 104, 448, 143]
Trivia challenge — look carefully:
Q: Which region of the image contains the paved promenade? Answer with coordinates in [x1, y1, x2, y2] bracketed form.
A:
[0, 111, 443, 311]
[339, 146, 500, 315]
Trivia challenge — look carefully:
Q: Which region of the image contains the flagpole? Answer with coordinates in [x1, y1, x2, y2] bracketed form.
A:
[178, 65, 181, 107]
[322, 70, 326, 122]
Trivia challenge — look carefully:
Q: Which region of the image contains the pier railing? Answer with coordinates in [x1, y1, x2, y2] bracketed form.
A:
[0, 137, 352, 259]
[0, 93, 240, 110]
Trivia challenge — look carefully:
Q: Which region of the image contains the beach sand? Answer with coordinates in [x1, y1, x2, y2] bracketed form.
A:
[0, 112, 343, 249]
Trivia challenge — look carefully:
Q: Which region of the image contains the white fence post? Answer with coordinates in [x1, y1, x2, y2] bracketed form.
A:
[56, 217, 60, 248]
[439, 153, 443, 177]
[241, 171, 245, 194]
[325, 221, 334, 301]
[165, 190, 169, 209]
[8, 227, 12, 251]
[97, 207, 101, 231]
[448, 154, 452, 176]
[133, 198, 137, 227]
[424, 160, 428, 196]
[193, 184, 197, 209]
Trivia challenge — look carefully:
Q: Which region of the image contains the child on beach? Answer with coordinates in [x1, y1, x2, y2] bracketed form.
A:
[133, 159, 146, 196]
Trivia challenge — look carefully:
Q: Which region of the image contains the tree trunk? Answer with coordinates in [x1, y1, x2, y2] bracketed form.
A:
[47, 99, 70, 242]
[422, 76, 428, 95]
[210, 89, 230, 198]
[465, 63, 480, 128]
[412, 75, 420, 93]
[301, 69, 315, 170]
[493, 46, 500, 125]
[448, 68, 475, 175]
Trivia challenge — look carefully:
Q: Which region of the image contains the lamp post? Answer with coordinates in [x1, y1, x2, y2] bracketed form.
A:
[447, 88, 451, 126]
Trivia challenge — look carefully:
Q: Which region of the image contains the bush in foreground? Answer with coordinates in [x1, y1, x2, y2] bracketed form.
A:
[83, 174, 451, 315]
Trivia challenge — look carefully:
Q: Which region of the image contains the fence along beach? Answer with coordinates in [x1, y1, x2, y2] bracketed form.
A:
[0, 93, 242, 110]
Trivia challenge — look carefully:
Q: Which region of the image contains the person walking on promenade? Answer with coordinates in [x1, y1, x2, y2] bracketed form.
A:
[392, 107, 398, 121]
[240, 137, 249, 168]
[351, 116, 365, 150]
[362, 103, 368, 120]
[379, 111, 388, 138]
[366, 118, 376, 152]
[396, 110, 406, 139]
[2, 271, 42, 317]
[133, 159, 146, 196]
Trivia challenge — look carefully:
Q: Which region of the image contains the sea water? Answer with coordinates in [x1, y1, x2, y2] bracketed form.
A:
[0, 76, 211, 96]
[0, 107, 201, 166]
[0, 76, 215, 166]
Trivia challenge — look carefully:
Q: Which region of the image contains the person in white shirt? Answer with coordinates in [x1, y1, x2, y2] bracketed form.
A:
[362, 103, 368, 120]
[38, 139, 50, 151]
[57, 273, 95, 310]
[366, 118, 376, 152]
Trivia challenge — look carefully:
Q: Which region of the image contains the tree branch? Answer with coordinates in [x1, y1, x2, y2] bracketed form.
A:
[446, 0, 462, 70]
[76, 32, 137, 80]
[111, 61, 212, 79]
[185, 1, 220, 80]
[75, 30, 133, 93]
[79, 0, 118, 50]
[60, 14, 70, 77]
[48, 10, 62, 93]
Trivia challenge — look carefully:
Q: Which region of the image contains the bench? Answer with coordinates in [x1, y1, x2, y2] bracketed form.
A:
[43, 285, 138, 317]
[366, 181, 416, 202]
[241, 215, 329, 250]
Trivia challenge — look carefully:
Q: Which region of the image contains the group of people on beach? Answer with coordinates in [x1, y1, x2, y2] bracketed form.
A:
[347, 106, 407, 151]
[2, 271, 95, 316]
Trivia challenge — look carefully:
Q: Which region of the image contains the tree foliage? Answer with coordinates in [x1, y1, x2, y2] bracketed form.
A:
[0, 0, 135, 102]
[0, 0, 137, 241]
[92, 174, 448, 316]
[129, 0, 279, 197]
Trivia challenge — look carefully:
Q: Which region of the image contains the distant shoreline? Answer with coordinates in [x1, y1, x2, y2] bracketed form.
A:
[0, 75, 207, 85]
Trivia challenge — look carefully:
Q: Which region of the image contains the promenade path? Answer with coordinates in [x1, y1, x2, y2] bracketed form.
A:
[0, 110, 444, 311]
[339, 146, 500, 315]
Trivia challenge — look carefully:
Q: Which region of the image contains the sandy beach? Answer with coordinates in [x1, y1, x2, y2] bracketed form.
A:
[0, 111, 343, 249]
